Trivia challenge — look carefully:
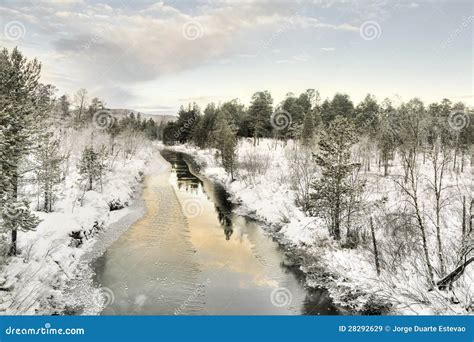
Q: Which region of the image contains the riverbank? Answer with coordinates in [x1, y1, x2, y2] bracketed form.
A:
[163, 140, 473, 315]
[0, 139, 160, 315]
[162, 142, 377, 314]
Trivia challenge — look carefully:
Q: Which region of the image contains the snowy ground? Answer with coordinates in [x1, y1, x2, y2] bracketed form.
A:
[1, 133, 470, 315]
[0, 129, 158, 315]
[165, 139, 473, 315]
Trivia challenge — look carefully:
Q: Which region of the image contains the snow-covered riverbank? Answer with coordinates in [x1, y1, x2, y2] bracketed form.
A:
[0, 135, 159, 315]
[164, 139, 473, 315]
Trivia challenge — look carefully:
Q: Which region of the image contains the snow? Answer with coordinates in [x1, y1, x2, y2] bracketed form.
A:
[0, 129, 156, 315]
[1, 132, 470, 315]
[165, 138, 473, 315]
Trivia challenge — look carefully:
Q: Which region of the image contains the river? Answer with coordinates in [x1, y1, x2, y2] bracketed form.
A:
[92, 149, 341, 315]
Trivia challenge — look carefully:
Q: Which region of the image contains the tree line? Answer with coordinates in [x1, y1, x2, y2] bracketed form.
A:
[164, 89, 472, 179]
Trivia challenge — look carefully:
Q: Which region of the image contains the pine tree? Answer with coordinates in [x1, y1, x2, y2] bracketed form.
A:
[2, 201, 41, 240]
[280, 93, 304, 135]
[78, 146, 106, 191]
[58, 94, 70, 120]
[175, 103, 200, 143]
[376, 99, 399, 176]
[310, 116, 360, 240]
[220, 99, 246, 136]
[34, 132, 64, 212]
[214, 116, 238, 180]
[354, 94, 379, 171]
[301, 111, 315, 147]
[87, 97, 105, 123]
[0, 47, 43, 255]
[321, 93, 354, 123]
[248, 91, 273, 145]
[193, 103, 218, 148]
[106, 117, 120, 154]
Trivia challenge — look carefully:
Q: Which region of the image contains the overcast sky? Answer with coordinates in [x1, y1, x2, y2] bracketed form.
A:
[0, 0, 472, 114]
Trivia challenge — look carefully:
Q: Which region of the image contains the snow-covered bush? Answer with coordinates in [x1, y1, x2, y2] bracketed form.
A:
[286, 145, 318, 212]
[238, 145, 273, 186]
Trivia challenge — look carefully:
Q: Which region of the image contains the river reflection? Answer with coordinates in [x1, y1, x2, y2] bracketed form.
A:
[92, 150, 342, 315]
[169, 153, 235, 241]
[162, 149, 342, 315]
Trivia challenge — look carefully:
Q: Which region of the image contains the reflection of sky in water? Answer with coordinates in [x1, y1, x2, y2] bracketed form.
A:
[167, 152, 307, 313]
[94, 149, 342, 315]
[95, 150, 342, 314]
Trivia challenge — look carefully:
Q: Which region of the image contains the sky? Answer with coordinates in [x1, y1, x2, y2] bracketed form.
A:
[0, 0, 472, 115]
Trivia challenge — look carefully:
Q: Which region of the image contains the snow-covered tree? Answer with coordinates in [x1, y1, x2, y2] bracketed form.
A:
[78, 146, 106, 191]
[376, 99, 399, 176]
[248, 91, 273, 145]
[310, 116, 361, 240]
[34, 132, 64, 212]
[73, 88, 88, 125]
[58, 94, 71, 120]
[0, 47, 44, 255]
[214, 116, 238, 180]
[301, 111, 315, 147]
[2, 201, 41, 241]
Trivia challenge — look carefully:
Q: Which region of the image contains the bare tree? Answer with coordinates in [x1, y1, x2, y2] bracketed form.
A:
[470, 198, 473, 234]
[394, 153, 435, 285]
[74, 88, 88, 121]
[287, 145, 317, 212]
[462, 197, 466, 237]
[426, 137, 451, 275]
[370, 216, 381, 276]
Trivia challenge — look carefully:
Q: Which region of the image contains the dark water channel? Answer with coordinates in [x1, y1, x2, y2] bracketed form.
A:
[92, 149, 341, 315]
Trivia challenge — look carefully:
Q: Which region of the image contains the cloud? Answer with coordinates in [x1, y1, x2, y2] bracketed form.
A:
[321, 47, 336, 51]
[276, 52, 311, 64]
[297, 17, 358, 31]
[0, 1, 361, 85]
[2, 0, 403, 110]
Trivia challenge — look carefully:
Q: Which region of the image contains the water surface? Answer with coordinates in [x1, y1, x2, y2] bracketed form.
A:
[93, 149, 341, 315]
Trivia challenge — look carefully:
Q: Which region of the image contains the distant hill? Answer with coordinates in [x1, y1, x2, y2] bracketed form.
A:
[109, 109, 176, 125]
